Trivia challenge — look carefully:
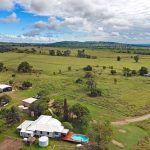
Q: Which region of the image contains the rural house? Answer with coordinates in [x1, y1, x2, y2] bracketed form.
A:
[17, 115, 69, 138]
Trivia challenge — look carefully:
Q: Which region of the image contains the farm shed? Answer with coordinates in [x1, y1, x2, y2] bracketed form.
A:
[17, 115, 69, 138]
[0, 84, 12, 93]
[22, 97, 38, 107]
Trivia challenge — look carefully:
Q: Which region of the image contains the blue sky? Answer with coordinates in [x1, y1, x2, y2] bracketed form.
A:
[0, 0, 150, 43]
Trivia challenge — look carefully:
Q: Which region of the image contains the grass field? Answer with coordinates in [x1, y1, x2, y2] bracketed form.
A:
[0, 48, 150, 149]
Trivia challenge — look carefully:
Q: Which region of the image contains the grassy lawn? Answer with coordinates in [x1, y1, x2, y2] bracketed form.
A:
[0, 48, 150, 149]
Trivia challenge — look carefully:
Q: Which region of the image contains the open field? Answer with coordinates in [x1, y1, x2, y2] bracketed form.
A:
[0, 48, 150, 149]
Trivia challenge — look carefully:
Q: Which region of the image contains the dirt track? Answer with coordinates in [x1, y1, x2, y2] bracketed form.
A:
[111, 114, 150, 125]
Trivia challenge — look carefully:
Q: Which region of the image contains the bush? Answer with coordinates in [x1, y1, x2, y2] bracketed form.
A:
[63, 122, 73, 130]
[75, 78, 83, 84]
[83, 65, 92, 71]
[9, 80, 14, 85]
[22, 81, 32, 89]
[84, 72, 93, 78]
[0, 95, 12, 107]
[110, 69, 117, 75]
[139, 67, 148, 76]
[89, 88, 102, 97]
[103, 66, 106, 70]
[0, 62, 4, 72]
[117, 56, 121, 61]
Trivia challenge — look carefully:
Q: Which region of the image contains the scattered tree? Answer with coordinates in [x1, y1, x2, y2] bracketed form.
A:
[134, 55, 140, 63]
[18, 61, 32, 73]
[117, 56, 121, 61]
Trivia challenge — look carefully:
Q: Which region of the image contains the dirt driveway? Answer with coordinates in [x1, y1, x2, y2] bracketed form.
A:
[0, 137, 23, 150]
[111, 114, 150, 125]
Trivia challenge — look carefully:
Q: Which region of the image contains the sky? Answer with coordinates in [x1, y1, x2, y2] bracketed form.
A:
[0, 0, 150, 43]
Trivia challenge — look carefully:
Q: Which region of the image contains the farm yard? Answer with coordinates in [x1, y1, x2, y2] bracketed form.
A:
[0, 47, 150, 150]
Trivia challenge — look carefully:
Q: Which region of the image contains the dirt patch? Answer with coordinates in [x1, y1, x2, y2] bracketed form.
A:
[119, 129, 127, 134]
[112, 139, 124, 148]
[0, 137, 23, 150]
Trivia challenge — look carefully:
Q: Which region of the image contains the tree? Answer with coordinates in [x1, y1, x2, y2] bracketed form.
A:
[18, 61, 32, 73]
[63, 98, 69, 121]
[114, 78, 117, 84]
[49, 50, 55, 56]
[89, 121, 113, 150]
[139, 67, 148, 76]
[3, 107, 20, 125]
[30, 100, 48, 118]
[134, 55, 140, 63]
[0, 62, 4, 72]
[83, 65, 92, 71]
[70, 104, 90, 132]
[117, 56, 121, 61]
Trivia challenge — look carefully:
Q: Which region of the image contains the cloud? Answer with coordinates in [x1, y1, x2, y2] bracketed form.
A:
[0, 0, 16, 10]
[0, 13, 20, 23]
[0, 34, 55, 43]
[1, 0, 150, 43]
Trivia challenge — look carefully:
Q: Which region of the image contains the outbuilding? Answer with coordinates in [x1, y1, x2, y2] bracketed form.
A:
[22, 97, 38, 107]
[0, 84, 12, 93]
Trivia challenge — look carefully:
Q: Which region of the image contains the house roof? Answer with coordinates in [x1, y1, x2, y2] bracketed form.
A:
[17, 115, 68, 133]
[0, 84, 12, 89]
[27, 115, 64, 133]
[22, 97, 38, 104]
[17, 120, 34, 130]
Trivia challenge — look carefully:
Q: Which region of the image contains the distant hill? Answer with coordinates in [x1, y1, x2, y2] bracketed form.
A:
[46, 41, 131, 49]
[0, 41, 150, 50]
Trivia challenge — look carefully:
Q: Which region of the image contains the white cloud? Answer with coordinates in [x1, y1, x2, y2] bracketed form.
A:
[0, 34, 55, 43]
[0, 13, 20, 23]
[0, 0, 16, 10]
[1, 0, 150, 43]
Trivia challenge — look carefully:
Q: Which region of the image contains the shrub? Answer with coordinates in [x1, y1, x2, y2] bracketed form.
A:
[68, 66, 71, 71]
[131, 70, 137, 75]
[84, 72, 93, 78]
[22, 81, 32, 89]
[12, 74, 16, 78]
[139, 67, 148, 76]
[89, 88, 102, 97]
[0, 95, 12, 107]
[83, 65, 92, 71]
[111, 69, 117, 75]
[0, 62, 4, 72]
[117, 56, 121, 61]
[75, 78, 83, 84]
[9, 80, 14, 85]
[103, 66, 106, 70]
